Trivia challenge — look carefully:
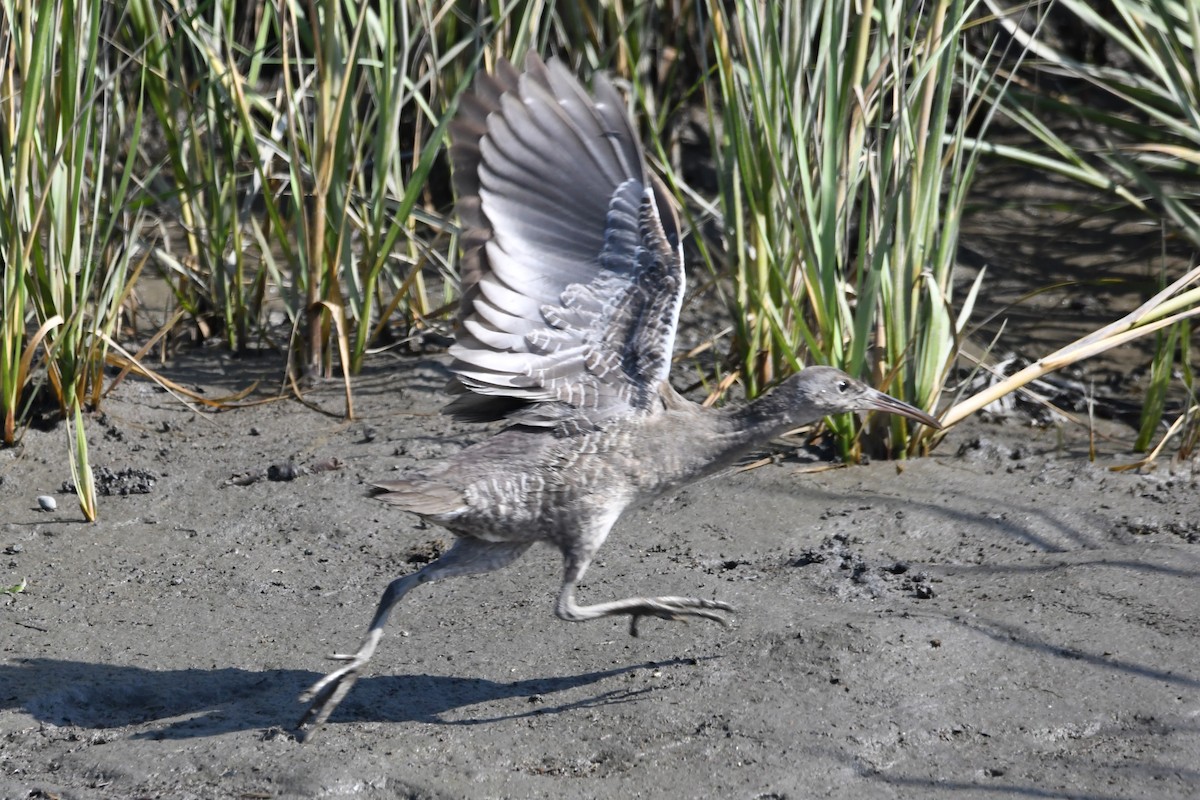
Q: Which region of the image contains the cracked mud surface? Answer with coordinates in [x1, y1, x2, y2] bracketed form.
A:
[2, 353, 1197, 799]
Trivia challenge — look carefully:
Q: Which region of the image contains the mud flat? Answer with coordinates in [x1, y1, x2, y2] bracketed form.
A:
[1, 356, 1197, 799]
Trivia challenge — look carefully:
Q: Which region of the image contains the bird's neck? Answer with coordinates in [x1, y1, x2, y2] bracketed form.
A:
[693, 389, 804, 470]
[623, 387, 806, 502]
[727, 387, 806, 442]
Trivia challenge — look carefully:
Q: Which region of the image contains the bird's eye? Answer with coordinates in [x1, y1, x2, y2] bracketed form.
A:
[836, 380, 849, 393]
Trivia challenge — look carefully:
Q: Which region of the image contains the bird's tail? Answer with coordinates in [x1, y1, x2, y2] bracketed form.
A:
[369, 479, 467, 516]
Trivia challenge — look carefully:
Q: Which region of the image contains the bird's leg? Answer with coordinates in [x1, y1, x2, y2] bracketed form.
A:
[297, 538, 531, 738]
[554, 546, 733, 637]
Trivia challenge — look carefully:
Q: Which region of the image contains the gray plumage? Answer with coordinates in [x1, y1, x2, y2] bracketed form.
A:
[298, 54, 940, 737]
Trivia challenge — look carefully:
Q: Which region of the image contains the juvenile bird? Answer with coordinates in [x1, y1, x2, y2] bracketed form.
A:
[298, 54, 939, 736]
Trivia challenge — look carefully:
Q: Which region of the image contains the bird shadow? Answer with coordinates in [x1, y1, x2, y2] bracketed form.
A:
[0, 656, 697, 740]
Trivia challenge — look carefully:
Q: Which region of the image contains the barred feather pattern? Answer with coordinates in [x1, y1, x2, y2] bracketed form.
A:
[444, 54, 684, 429]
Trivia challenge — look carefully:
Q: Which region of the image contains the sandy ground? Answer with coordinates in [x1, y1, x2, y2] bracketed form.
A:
[1, 353, 1198, 799]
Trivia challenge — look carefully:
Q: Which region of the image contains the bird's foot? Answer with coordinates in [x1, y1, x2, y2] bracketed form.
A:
[296, 651, 370, 741]
[627, 597, 734, 637]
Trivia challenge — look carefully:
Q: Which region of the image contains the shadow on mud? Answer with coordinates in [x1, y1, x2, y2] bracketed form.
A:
[1, 657, 700, 739]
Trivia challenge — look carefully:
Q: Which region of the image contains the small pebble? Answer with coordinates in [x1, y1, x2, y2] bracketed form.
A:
[36, 495, 56, 512]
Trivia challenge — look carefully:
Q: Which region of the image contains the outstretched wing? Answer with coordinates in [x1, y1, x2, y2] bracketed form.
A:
[446, 54, 684, 427]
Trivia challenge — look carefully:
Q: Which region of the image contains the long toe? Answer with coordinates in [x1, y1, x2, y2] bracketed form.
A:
[629, 597, 734, 636]
[666, 597, 734, 618]
[297, 664, 361, 738]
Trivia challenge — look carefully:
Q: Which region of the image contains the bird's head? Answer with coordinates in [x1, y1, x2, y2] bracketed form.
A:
[773, 366, 941, 429]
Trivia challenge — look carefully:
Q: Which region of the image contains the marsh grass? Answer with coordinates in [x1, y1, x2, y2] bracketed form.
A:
[970, 0, 1200, 463]
[679, 0, 1004, 458]
[1, 0, 146, 518]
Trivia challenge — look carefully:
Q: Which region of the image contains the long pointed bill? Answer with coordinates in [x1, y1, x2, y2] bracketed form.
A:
[862, 389, 942, 430]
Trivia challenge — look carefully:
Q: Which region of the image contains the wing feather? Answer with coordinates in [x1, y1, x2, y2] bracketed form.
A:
[446, 54, 684, 427]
